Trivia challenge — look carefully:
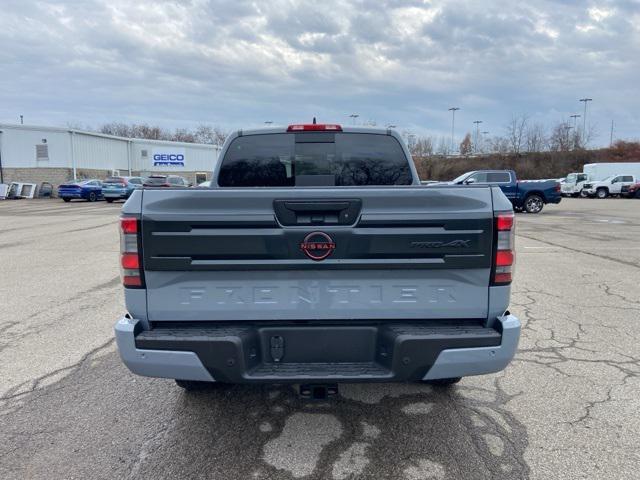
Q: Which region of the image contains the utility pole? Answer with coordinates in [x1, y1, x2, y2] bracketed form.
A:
[564, 125, 573, 151]
[579, 98, 592, 139]
[264, 121, 273, 125]
[448, 107, 460, 154]
[20, 115, 23, 125]
[473, 120, 483, 153]
[349, 114, 359, 125]
[610, 120, 614, 147]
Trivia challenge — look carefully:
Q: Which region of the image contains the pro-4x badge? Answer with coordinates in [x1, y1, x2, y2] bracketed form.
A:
[300, 232, 336, 261]
[410, 239, 471, 249]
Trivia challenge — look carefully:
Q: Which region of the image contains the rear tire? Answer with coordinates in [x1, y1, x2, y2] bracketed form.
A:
[105, 198, 114, 203]
[524, 194, 544, 214]
[425, 377, 462, 386]
[62, 198, 71, 202]
[88, 191, 97, 202]
[596, 188, 608, 199]
[636, 190, 640, 199]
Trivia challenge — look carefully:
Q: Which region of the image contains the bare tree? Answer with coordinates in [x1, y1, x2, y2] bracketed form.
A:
[410, 136, 434, 158]
[459, 133, 472, 156]
[574, 123, 598, 150]
[490, 136, 510, 154]
[194, 124, 228, 147]
[436, 136, 450, 156]
[549, 121, 572, 152]
[99, 122, 133, 137]
[525, 122, 547, 152]
[505, 114, 528, 154]
[172, 128, 196, 143]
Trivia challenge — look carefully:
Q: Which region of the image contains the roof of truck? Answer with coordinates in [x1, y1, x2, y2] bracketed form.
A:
[237, 125, 395, 136]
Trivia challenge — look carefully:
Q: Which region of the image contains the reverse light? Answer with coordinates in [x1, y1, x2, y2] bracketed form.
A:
[492, 211, 515, 285]
[287, 124, 343, 132]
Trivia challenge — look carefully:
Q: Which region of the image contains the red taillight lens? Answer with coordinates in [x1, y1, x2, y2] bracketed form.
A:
[496, 212, 514, 231]
[496, 250, 514, 266]
[123, 276, 142, 287]
[120, 216, 144, 288]
[120, 217, 137, 234]
[287, 124, 343, 132]
[492, 212, 515, 285]
[121, 253, 139, 269]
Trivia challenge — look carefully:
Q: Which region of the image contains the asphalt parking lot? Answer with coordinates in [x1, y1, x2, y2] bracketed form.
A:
[1, 198, 639, 479]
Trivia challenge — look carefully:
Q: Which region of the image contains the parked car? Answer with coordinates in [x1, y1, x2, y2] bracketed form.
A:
[582, 175, 637, 198]
[102, 176, 144, 203]
[114, 123, 520, 393]
[143, 175, 191, 187]
[445, 170, 562, 213]
[622, 182, 640, 198]
[58, 179, 103, 202]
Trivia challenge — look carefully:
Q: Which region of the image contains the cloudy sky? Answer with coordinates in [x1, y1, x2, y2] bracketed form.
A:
[1, 0, 639, 145]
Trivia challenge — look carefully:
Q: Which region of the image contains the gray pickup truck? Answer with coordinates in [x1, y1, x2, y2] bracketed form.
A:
[114, 124, 520, 396]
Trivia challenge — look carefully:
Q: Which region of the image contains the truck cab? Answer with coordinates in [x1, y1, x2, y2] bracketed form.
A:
[448, 169, 561, 214]
[561, 172, 589, 197]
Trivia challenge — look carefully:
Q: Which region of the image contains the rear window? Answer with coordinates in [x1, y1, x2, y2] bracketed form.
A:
[105, 177, 124, 183]
[145, 176, 167, 185]
[218, 133, 412, 187]
[486, 172, 511, 183]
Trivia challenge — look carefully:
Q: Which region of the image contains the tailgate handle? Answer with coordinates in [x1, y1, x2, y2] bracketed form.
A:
[274, 199, 362, 226]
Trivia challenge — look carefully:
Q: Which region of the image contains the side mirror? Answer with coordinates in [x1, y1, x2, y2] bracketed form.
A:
[464, 178, 476, 185]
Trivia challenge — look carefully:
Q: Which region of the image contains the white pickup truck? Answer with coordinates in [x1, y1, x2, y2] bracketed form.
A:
[582, 175, 638, 198]
[561, 173, 589, 197]
[114, 124, 520, 397]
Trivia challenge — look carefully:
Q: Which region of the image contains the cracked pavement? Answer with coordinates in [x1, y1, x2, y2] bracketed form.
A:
[1, 198, 639, 479]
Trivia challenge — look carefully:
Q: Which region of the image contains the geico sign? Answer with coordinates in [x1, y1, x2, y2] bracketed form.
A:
[153, 153, 185, 166]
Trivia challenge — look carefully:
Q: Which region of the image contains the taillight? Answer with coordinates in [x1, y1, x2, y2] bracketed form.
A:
[287, 124, 343, 132]
[555, 183, 561, 192]
[120, 216, 144, 288]
[492, 211, 515, 285]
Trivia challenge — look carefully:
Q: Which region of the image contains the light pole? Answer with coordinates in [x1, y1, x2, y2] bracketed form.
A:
[20, 115, 23, 125]
[448, 107, 460, 154]
[473, 120, 483, 153]
[481, 131, 489, 153]
[579, 98, 592, 138]
[349, 114, 359, 125]
[386, 124, 397, 129]
[264, 121, 273, 125]
[570, 115, 581, 148]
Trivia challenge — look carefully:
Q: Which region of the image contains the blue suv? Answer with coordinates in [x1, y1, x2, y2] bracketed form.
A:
[102, 177, 144, 203]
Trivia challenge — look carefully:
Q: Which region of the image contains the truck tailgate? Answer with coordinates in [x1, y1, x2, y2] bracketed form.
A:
[140, 187, 495, 321]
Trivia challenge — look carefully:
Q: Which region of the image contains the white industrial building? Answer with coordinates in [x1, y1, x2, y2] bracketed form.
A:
[0, 123, 221, 194]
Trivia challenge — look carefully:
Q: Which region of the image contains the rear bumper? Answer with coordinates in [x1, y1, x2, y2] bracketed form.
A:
[104, 190, 129, 198]
[115, 315, 520, 383]
[549, 196, 562, 204]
